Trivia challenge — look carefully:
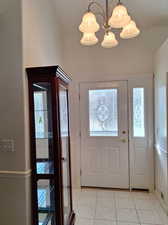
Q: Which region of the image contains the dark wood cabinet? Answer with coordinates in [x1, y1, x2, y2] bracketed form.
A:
[27, 66, 75, 225]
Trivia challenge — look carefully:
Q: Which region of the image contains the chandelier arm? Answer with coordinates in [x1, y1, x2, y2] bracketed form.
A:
[88, 1, 106, 19]
[93, 11, 106, 21]
[107, 0, 117, 17]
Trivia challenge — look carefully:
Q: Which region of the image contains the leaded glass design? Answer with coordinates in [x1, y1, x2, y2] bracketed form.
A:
[133, 88, 145, 137]
[89, 89, 118, 136]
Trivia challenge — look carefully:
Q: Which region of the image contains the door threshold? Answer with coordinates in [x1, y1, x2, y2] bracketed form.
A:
[81, 186, 149, 192]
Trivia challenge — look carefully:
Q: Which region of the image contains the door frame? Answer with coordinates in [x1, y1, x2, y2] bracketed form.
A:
[79, 76, 154, 191]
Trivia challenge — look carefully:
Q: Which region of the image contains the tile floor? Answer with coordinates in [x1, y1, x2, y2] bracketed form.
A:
[73, 189, 168, 225]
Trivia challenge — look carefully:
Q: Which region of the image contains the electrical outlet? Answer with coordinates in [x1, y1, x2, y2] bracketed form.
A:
[0, 139, 15, 152]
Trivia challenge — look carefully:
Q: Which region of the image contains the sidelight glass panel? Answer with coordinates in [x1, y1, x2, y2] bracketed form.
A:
[89, 89, 118, 136]
[33, 83, 54, 175]
[133, 88, 145, 137]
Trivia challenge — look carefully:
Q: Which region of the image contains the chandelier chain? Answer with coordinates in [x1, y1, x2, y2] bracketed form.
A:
[106, 0, 109, 25]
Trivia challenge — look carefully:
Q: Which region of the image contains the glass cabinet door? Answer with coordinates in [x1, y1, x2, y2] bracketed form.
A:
[32, 82, 56, 225]
[59, 84, 72, 225]
[33, 82, 54, 175]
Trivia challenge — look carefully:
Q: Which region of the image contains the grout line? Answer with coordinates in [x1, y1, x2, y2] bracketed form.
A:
[75, 189, 167, 225]
[93, 190, 98, 224]
[114, 191, 118, 224]
[135, 200, 141, 224]
[132, 194, 142, 225]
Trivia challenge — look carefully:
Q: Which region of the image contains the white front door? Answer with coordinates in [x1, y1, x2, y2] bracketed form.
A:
[80, 81, 129, 188]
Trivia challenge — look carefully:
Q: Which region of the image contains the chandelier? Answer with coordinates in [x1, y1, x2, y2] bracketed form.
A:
[79, 0, 140, 48]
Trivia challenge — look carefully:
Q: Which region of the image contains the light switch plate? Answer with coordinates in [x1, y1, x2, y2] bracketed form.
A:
[0, 139, 15, 152]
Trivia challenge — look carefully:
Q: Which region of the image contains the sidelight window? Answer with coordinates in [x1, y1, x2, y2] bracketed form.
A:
[133, 88, 145, 137]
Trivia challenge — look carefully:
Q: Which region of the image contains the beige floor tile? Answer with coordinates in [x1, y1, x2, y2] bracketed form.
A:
[117, 208, 139, 223]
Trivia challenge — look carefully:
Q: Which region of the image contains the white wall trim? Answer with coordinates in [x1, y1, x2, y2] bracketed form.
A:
[0, 170, 31, 178]
[155, 144, 168, 155]
[75, 73, 153, 83]
[155, 190, 168, 215]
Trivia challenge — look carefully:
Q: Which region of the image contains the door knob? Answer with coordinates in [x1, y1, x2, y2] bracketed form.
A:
[120, 139, 127, 143]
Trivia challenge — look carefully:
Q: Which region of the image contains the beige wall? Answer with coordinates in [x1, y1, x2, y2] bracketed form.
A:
[22, 0, 63, 67]
[0, 0, 27, 172]
[0, 0, 31, 225]
[154, 38, 168, 212]
[22, 0, 64, 170]
[0, 1, 64, 225]
[63, 26, 168, 78]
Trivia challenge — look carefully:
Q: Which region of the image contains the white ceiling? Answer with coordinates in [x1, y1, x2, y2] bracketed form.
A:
[55, 0, 168, 34]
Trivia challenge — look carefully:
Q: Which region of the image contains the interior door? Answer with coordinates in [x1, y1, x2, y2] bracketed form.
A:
[80, 81, 129, 188]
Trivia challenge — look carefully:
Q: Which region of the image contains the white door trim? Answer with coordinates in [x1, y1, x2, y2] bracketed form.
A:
[78, 76, 154, 190]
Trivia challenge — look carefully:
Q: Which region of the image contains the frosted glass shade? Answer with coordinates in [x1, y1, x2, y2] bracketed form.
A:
[109, 4, 131, 28]
[80, 32, 98, 46]
[120, 20, 140, 39]
[79, 12, 100, 33]
[101, 32, 118, 48]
